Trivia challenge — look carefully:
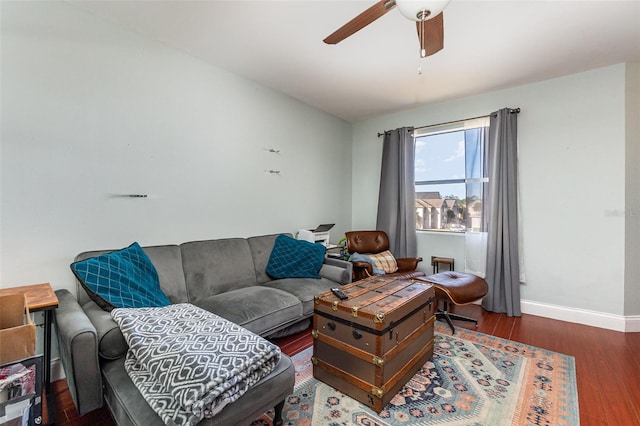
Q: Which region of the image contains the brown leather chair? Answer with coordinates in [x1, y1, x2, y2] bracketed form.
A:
[345, 230, 424, 281]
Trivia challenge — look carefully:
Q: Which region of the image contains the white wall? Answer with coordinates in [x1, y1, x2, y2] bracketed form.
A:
[2, 2, 636, 331]
[0, 1, 353, 294]
[352, 64, 634, 321]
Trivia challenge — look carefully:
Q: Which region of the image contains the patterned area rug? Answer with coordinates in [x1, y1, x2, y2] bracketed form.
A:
[253, 322, 579, 425]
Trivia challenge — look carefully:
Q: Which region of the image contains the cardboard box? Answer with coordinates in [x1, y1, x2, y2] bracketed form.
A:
[0, 294, 35, 365]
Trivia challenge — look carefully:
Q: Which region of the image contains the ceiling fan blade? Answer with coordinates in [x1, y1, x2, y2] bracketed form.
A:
[416, 12, 444, 57]
[324, 0, 396, 45]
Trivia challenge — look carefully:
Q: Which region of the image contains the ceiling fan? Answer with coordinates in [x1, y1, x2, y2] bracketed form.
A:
[324, 0, 451, 58]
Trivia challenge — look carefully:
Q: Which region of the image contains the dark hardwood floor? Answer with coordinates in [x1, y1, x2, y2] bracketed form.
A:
[51, 305, 640, 425]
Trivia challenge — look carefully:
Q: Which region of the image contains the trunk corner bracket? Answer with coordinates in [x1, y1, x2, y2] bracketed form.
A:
[371, 386, 385, 398]
[372, 356, 385, 367]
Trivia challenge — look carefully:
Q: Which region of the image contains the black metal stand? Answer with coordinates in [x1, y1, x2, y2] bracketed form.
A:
[435, 300, 479, 334]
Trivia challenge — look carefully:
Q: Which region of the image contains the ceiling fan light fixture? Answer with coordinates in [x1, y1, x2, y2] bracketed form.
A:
[396, 0, 450, 21]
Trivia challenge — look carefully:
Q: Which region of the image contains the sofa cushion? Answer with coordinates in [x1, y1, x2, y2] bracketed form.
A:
[139, 245, 189, 303]
[247, 234, 282, 284]
[266, 234, 325, 279]
[195, 286, 302, 336]
[71, 242, 171, 311]
[261, 277, 338, 317]
[180, 239, 258, 303]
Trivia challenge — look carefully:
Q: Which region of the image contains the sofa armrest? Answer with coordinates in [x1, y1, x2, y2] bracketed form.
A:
[53, 289, 104, 415]
[320, 258, 353, 284]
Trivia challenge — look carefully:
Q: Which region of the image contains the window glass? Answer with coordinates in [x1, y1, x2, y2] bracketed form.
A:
[414, 119, 488, 233]
[415, 131, 465, 182]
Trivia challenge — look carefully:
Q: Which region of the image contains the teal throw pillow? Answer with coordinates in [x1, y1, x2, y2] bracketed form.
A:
[266, 234, 325, 279]
[70, 242, 170, 311]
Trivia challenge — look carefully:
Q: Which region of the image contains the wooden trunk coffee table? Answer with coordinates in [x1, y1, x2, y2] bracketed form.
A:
[312, 275, 435, 412]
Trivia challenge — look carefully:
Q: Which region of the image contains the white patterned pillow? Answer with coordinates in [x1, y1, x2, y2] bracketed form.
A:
[366, 250, 398, 273]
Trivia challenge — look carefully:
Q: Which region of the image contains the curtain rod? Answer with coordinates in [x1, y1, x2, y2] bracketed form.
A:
[377, 107, 521, 137]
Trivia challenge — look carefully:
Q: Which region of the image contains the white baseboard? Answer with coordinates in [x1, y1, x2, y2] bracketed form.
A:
[521, 299, 640, 332]
[624, 316, 640, 332]
[51, 358, 65, 382]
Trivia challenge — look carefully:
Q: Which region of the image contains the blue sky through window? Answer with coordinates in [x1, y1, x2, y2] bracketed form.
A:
[415, 130, 466, 199]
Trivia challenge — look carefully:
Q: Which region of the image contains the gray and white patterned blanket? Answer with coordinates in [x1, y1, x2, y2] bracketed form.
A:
[111, 303, 281, 426]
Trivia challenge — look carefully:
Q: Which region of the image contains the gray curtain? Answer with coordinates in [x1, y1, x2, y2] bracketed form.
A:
[376, 127, 417, 258]
[483, 109, 521, 316]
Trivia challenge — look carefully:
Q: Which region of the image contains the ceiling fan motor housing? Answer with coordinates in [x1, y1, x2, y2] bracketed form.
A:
[395, 0, 451, 21]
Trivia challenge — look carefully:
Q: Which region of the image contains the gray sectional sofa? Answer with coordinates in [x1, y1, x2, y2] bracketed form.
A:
[53, 233, 352, 425]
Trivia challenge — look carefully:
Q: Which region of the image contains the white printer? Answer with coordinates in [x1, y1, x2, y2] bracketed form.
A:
[296, 224, 335, 247]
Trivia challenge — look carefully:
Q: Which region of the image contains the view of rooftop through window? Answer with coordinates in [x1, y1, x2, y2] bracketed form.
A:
[414, 119, 488, 232]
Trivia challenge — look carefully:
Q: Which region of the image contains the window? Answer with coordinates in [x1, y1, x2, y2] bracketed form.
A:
[414, 117, 489, 232]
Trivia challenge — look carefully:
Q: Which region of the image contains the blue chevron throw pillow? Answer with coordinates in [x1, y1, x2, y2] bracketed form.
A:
[266, 234, 325, 279]
[71, 242, 170, 311]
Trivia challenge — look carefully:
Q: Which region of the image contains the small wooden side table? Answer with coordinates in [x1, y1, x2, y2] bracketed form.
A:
[0, 283, 58, 394]
[431, 256, 455, 274]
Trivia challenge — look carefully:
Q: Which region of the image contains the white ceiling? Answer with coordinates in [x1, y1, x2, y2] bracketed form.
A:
[68, 0, 640, 123]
